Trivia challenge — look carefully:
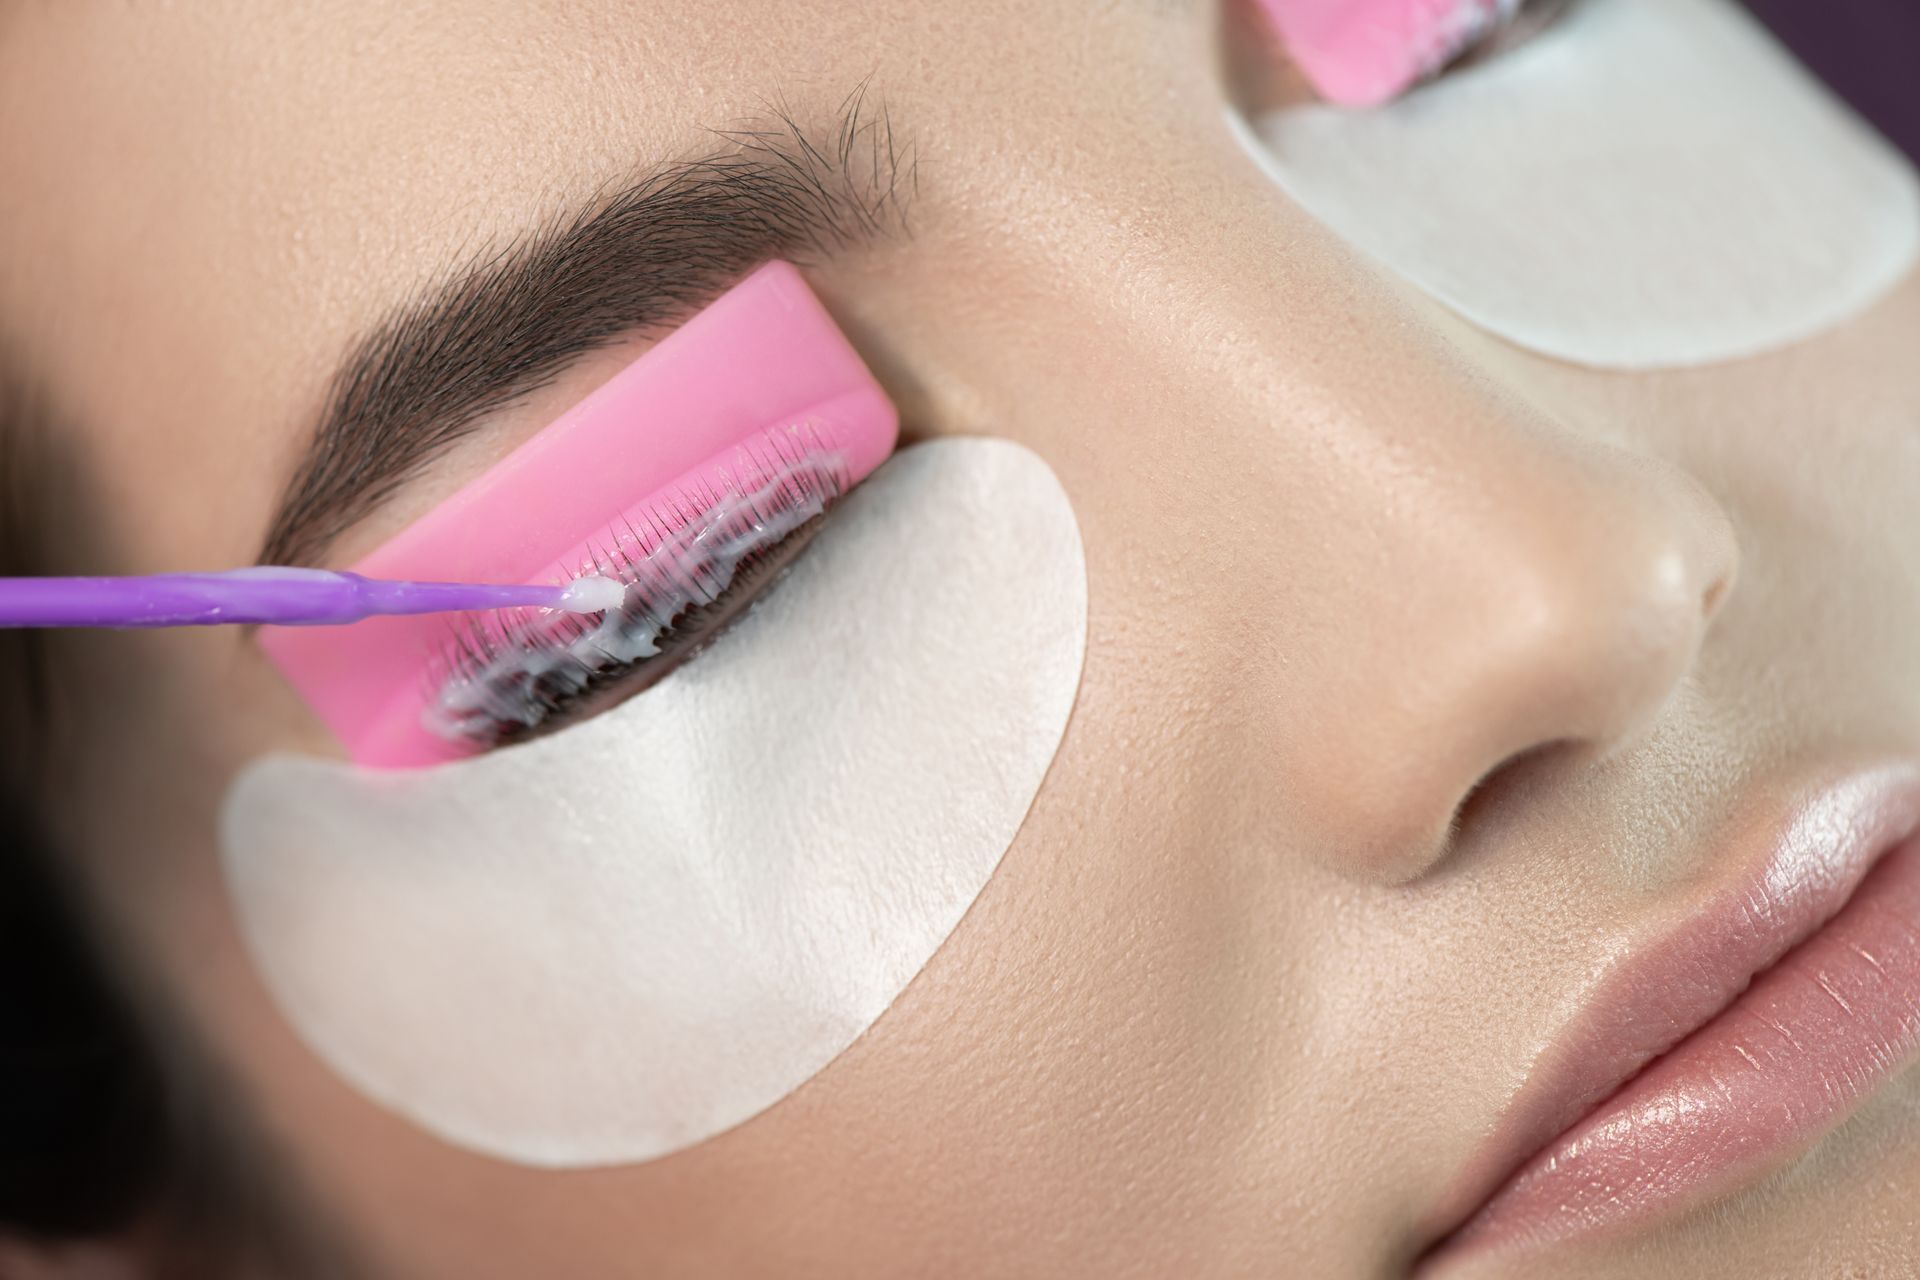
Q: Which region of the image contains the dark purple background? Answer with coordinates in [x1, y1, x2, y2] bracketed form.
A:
[1744, 0, 1920, 161]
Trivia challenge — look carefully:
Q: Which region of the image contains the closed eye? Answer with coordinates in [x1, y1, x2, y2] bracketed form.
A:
[424, 431, 850, 751]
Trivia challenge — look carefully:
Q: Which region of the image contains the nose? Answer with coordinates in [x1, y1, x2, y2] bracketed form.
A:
[856, 94, 1742, 886]
[1234, 369, 1742, 884]
[1218, 396, 1740, 886]
[1299, 431, 1741, 882]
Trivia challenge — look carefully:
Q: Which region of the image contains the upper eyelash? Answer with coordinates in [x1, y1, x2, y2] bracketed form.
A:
[422, 427, 851, 749]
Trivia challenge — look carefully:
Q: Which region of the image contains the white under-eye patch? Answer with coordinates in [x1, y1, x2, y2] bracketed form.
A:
[1230, 0, 1920, 369]
[221, 438, 1087, 1168]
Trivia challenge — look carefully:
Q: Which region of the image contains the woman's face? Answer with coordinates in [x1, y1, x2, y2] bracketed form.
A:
[5, 2, 1920, 1276]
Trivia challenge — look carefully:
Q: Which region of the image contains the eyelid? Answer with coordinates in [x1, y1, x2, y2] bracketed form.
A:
[259, 261, 898, 769]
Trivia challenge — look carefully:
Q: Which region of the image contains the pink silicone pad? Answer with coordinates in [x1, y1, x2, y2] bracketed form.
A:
[1253, 0, 1514, 107]
[261, 260, 898, 769]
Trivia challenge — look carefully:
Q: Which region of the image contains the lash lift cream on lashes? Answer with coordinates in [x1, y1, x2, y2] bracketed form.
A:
[219, 263, 1089, 1167]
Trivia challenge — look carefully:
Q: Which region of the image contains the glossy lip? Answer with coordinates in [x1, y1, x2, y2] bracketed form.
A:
[1416, 761, 1920, 1271]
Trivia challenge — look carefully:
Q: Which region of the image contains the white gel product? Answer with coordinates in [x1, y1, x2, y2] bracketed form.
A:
[221, 438, 1087, 1167]
[1230, 0, 1920, 369]
[554, 574, 627, 614]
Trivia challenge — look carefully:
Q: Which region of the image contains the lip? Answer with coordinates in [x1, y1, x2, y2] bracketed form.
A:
[1418, 762, 1920, 1271]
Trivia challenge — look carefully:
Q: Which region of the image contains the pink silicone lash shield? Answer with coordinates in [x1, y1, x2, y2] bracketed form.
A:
[261, 260, 898, 769]
[1253, 0, 1518, 107]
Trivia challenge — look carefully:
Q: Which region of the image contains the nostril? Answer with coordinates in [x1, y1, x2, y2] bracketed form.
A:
[1698, 536, 1740, 625]
[1677, 476, 1742, 631]
[1446, 738, 1573, 859]
[1701, 575, 1729, 623]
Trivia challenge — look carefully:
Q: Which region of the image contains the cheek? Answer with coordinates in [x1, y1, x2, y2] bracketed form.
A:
[218, 439, 1087, 1168]
[1229, 0, 1920, 369]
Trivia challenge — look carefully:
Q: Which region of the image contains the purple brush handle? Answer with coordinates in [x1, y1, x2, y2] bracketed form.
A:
[0, 568, 571, 628]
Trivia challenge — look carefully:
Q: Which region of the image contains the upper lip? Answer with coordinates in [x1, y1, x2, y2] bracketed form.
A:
[1416, 759, 1920, 1255]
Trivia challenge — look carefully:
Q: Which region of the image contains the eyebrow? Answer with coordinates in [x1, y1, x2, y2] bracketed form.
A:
[258, 91, 914, 567]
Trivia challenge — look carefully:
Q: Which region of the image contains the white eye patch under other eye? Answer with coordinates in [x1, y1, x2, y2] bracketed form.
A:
[1230, 0, 1920, 370]
[220, 438, 1087, 1168]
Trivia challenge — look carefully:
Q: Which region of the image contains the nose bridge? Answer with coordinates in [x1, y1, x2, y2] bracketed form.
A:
[933, 150, 1740, 885]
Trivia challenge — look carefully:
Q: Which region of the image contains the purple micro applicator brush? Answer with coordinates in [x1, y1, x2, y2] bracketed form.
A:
[0, 567, 628, 629]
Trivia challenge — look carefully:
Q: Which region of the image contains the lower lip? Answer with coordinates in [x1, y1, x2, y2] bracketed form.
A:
[1428, 835, 1920, 1268]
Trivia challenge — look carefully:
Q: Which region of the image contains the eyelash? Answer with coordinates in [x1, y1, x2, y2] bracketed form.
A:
[423, 428, 851, 751]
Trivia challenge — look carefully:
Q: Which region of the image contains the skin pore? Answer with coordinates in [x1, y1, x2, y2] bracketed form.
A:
[3, 1, 1920, 1276]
